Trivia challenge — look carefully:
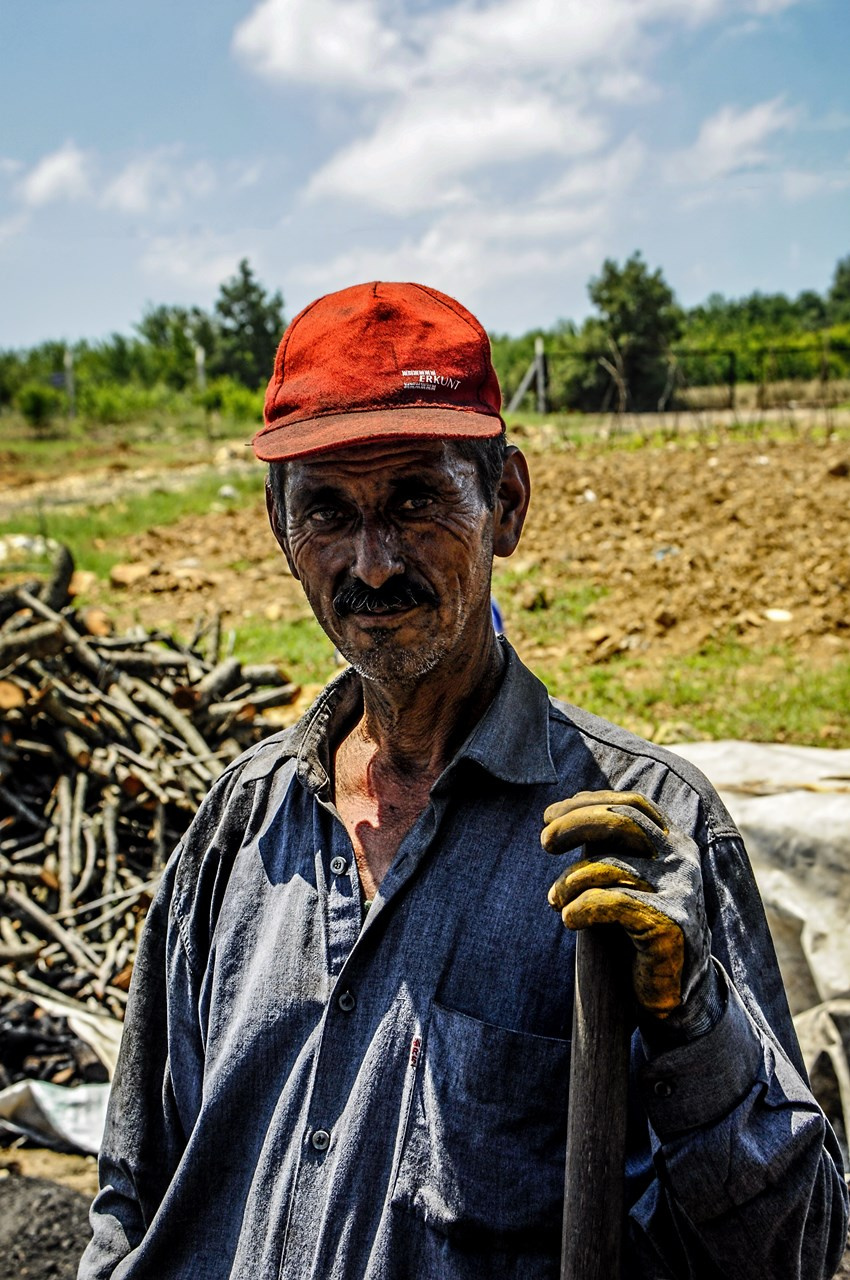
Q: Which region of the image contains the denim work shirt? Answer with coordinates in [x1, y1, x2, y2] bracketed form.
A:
[79, 643, 849, 1280]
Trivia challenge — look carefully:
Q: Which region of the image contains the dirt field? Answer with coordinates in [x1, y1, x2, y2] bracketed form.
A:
[0, 1158, 94, 1280]
[81, 434, 850, 642]
[2, 429, 848, 666]
[36, 429, 846, 742]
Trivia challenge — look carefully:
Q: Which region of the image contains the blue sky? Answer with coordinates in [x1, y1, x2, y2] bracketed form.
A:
[2, 0, 848, 347]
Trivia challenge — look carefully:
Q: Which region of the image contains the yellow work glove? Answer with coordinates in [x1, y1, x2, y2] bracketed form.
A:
[543, 791, 722, 1037]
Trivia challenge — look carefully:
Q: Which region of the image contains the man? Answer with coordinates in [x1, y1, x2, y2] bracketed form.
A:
[80, 282, 848, 1279]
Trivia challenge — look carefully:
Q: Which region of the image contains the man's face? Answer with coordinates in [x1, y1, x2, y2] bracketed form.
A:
[274, 439, 497, 687]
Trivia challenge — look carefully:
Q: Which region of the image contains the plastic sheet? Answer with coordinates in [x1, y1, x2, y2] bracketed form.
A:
[0, 1079, 109, 1154]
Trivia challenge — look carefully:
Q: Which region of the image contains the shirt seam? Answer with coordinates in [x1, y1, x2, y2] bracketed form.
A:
[546, 701, 739, 843]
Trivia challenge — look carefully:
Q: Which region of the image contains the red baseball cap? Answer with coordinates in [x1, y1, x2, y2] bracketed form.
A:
[252, 281, 504, 462]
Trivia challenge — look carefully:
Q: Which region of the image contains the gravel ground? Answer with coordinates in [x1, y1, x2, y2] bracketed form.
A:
[0, 1170, 91, 1280]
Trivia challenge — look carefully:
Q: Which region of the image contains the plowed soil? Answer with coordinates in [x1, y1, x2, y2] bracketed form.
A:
[0, 1168, 92, 1280]
[85, 433, 850, 673]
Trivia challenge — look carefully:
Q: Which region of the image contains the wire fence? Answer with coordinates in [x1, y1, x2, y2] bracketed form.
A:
[505, 342, 850, 438]
[668, 344, 850, 412]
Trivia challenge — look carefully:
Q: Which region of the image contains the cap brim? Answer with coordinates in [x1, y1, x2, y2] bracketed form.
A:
[252, 406, 504, 462]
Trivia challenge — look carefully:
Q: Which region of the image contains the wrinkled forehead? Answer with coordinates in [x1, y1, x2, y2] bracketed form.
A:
[283, 437, 475, 492]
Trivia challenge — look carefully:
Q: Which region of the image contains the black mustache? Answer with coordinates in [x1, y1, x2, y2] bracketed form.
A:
[333, 577, 438, 618]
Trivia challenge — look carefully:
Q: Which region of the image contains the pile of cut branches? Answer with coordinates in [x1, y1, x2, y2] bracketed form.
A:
[0, 546, 297, 1087]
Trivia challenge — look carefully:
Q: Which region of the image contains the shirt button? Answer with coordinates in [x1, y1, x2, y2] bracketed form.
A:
[653, 1079, 675, 1099]
[338, 990, 356, 1013]
[311, 1129, 331, 1152]
[330, 856, 348, 875]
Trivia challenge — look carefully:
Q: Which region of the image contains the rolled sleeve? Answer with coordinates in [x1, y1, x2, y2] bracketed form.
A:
[632, 970, 849, 1279]
[640, 973, 763, 1140]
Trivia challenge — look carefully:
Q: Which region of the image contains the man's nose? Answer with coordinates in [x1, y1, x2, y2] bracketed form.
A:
[351, 519, 404, 588]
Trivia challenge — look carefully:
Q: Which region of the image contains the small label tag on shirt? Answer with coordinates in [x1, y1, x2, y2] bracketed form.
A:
[409, 1036, 421, 1069]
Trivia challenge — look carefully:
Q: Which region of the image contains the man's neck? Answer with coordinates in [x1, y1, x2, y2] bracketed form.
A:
[331, 630, 506, 900]
[354, 630, 505, 782]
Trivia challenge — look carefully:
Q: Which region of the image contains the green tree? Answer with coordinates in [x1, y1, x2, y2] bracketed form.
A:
[792, 290, 827, 331]
[0, 351, 24, 408]
[586, 252, 684, 410]
[16, 380, 65, 431]
[827, 254, 850, 324]
[136, 304, 215, 388]
[210, 259, 285, 389]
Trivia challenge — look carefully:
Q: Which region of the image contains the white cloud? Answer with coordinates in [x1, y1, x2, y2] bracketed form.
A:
[12, 142, 220, 221]
[295, 214, 602, 315]
[140, 232, 251, 290]
[234, 0, 805, 92]
[780, 166, 850, 200]
[296, 125, 649, 330]
[232, 0, 406, 90]
[233, 0, 810, 229]
[0, 213, 29, 246]
[420, 0, 641, 80]
[595, 71, 656, 106]
[306, 86, 605, 212]
[294, 135, 639, 313]
[235, 162, 264, 189]
[545, 138, 646, 202]
[748, 0, 800, 11]
[235, 0, 808, 225]
[780, 169, 825, 200]
[16, 142, 93, 207]
[670, 97, 797, 183]
[102, 148, 216, 216]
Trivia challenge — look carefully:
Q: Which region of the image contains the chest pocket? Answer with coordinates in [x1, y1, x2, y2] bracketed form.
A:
[391, 1001, 570, 1249]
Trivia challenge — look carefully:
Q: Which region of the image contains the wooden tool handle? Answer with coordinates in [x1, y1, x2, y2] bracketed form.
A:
[561, 926, 632, 1280]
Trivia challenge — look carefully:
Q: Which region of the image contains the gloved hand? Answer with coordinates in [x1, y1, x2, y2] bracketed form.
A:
[542, 791, 718, 1031]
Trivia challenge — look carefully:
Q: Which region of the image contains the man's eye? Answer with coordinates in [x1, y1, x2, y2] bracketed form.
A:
[397, 495, 434, 513]
[308, 506, 344, 524]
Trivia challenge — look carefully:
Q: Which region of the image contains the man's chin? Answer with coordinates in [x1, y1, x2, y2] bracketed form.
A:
[340, 637, 449, 687]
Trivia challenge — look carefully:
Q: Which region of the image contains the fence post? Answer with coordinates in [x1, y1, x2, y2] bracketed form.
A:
[63, 347, 76, 420]
[507, 349, 539, 414]
[821, 336, 832, 439]
[535, 336, 548, 415]
[727, 350, 736, 412]
[756, 348, 766, 413]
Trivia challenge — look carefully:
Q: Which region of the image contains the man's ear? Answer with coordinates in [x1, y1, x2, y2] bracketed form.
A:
[492, 445, 531, 558]
[265, 477, 300, 581]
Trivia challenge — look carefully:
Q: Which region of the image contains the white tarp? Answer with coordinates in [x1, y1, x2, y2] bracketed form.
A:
[0, 1079, 109, 1154]
[670, 740, 850, 1007]
[671, 740, 850, 1157]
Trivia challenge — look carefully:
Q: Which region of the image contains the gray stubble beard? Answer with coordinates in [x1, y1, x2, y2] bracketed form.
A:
[339, 629, 451, 688]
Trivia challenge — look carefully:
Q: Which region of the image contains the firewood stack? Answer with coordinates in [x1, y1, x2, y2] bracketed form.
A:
[0, 546, 298, 1089]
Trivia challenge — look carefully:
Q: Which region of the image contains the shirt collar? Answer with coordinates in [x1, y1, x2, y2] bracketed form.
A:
[447, 639, 558, 786]
[284, 638, 558, 795]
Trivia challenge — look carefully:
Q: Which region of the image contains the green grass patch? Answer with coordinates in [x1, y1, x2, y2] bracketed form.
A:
[231, 615, 338, 685]
[222, 613, 850, 748]
[492, 562, 604, 641]
[503, 409, 850, 454]
[529, 638, 850, 746]
[0, 411, 256, 480]
[0, 468, 265, 578]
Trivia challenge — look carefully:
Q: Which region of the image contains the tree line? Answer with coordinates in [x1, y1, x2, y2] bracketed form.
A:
[491, 252, 850, 413]
[3, 252, 850, 427]
[2, 259, 283, 427]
